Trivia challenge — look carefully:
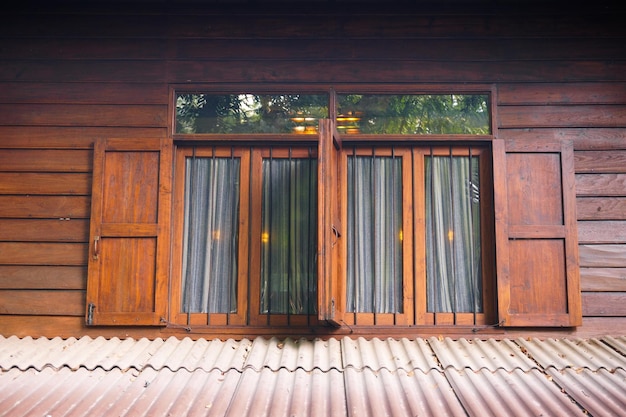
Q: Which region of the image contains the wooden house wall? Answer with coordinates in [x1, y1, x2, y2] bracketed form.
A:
[0, 3, 625, 339]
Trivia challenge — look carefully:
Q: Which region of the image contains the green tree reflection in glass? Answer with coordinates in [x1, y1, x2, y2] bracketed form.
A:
[176, 93, 329, 134]
[336, 94, 490, 135]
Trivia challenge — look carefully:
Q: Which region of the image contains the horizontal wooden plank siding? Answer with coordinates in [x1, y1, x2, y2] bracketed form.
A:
[0, 243, 88, 266]
[0, 3, 624, 339]
[499, 105, 626, 128]
[0, 173, 90, 195]
[574, 151, 626, 174]
[0, 290, 84, 316]
[576, 174, 626, 197]
[580, 268, 626, 292]
[577, 221, 626, 244]
[498, 83, 626, 105]
[499, 128, 626, 151]
[0, 127, 167, 149]
[0, 82, 168, 105]
[577, 197, 626, 220]
[0, 196, 90, 219]
[0, 266, 86, 290]
[0, 104, 167, 127]
[582, 292, 626, 316]
[579, 245, 626, 268]
[0, 219, 89, 242]
[0, 150, 92, 172]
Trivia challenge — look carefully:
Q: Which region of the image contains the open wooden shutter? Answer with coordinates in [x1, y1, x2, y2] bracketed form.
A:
[317, 119, 344, 325]
[493, 138, 581, 327]
[86, 138, 172, 326]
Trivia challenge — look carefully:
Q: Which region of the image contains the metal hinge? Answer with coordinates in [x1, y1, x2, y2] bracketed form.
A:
[87, 303, 95, 325]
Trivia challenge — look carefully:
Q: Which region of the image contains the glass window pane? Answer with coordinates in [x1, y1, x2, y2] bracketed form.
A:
[425, 155, 483, 313]
[182, 157, 240, 313]
[176, 93, 328, 134]
[337, 94, 490, 135]
[261, 156, 318, 314]
[347, 155, 403, 313]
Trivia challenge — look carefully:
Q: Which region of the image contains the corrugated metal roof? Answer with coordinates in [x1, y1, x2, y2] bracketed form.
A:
[1, 335, 625, 417]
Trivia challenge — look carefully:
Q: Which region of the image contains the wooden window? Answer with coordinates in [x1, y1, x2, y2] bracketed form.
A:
[339, 144, 494, 327]
[170, 145, 319, 327]
[85, 88, 582, 331]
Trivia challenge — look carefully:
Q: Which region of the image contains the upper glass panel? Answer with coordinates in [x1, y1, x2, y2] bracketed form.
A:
[336, 94, 490, 135]
[176, 93, 329, 134]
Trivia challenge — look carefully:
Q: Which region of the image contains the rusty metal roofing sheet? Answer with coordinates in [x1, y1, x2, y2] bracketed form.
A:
[428, 336, 538, 371]
[546, 368, 626, 417]
[515, 336, 626, 371]
[443, 368, 588, 416]
[2, 335, 626, 417]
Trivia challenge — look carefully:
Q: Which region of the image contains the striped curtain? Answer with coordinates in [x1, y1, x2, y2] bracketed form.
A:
[426, 155, 482, 313]
[182, 157, 240, 313]
[347, 155, 403, 313]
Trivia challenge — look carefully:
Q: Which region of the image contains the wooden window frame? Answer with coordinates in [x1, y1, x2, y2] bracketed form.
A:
[84, 84, 583, 333]
[336, 144, 495, 328]
[412, 145, 496, 326]
[171, 145, 322, 328]
[340, 146, 415, 326]
[170, 146, 250, 327]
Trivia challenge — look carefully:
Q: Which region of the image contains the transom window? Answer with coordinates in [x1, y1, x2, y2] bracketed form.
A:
[171, 88, 494, 328]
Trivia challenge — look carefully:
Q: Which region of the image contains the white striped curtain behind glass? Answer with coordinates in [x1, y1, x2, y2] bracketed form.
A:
[347, 155, 403, 313]
[182, 157, 240, 313]
[426, 154, 482, 313]
[261, 157, 317, 315]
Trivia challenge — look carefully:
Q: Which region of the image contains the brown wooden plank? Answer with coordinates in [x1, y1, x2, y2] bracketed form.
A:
[0, 82, 168, 105]
[0, 150, 92, 172]
[173, 12, 625, 39]
[8, 57, 626, 84]
[0, 290, 84, 316]
[0, 61, 167, 83]
[576, 174, 626, 197]
[0, 219, 89, 242]
[0, 266, 86, 289]
[575, 151, 626, 174]
[3, 9, 624, 39]
[499, 105, 626, 129]
[498, 83, 626, 105]
[577, 197, 626, 220]
[577, 221, 626, 244]
[582, 292, 626, 316]
[499, 128, 626, 151]
[167, 60, 626, 84]
[0, 104, 167, 127]
[0, 39, 168, 60]
[0, 173, 90, 195]
[579, 244, 626, 268]
[580, 268, 626, 292]
[0, 243, 87, 266]
[0, 127, 167, 148]
[170, 38, 626, 61]
[0, 196, 90, 219]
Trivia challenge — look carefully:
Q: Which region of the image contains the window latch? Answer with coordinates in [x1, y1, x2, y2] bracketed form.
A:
[331, 225, 340, 247]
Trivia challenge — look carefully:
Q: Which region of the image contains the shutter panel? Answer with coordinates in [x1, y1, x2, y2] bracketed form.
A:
[493, 139, 581, 327]
[317, 119, 344, 325]
[86, 138, 172, 326]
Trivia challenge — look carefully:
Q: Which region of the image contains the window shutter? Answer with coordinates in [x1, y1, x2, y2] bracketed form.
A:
[86, 138, 172, 326]
[493, 139, 581, 327]
[317, 119, 344, 325]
